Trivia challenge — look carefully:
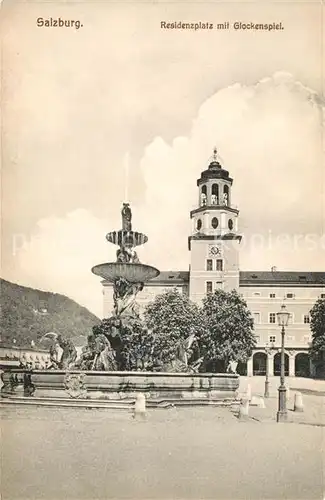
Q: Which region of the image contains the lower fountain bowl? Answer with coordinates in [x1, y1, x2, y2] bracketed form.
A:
[1, 369, 240, 406]
[91, 262, 160, 283]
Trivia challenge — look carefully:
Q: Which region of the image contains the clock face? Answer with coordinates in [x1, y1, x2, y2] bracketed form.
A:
[209, 246, 221, 257]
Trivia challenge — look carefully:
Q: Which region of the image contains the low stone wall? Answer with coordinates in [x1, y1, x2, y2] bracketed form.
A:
[1, 369, 239, 403]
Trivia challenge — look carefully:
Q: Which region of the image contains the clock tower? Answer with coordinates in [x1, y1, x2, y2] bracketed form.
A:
[188, 149, 242, 304]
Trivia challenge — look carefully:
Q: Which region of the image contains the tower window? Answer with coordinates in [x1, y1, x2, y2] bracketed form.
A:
[228, 219, 233, 231]
[216, 259, 223, 271]
[321, 293, 325, 299]
[269, 293, 276, 298]
[223, 185, 229, 206]
[269, 313, 276, 324]
[303, 314, 310, 324]
[206, 259, 213, 271]
[286, 293, 295, 299]
[206, 281, 213, 294]
[211, 184, 219, 205]
[200, 185, 207, 206]
[196, 219, 202, 231]
[269, 335, 276, 343]
[211, 217, 219, 229]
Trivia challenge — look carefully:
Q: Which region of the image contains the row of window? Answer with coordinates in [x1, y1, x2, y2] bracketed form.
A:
[206, 259, 223, 271]
[196, 218, 234, 231]
[253, 312, 311, 324]
[206, 281, 223, 293]
[255, 334, 311, 344]
[252, 292, 325, 299]
[200, 184, 230, 207]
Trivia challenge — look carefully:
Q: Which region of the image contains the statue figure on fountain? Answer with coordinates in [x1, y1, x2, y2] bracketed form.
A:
[163, 334, 203, 373]
[76, 334, 117, 371]
[113, 277, 144, 317]
[121, 203, 132, 231]
[116, 245, 140, 264]
[41, 333, 77, 370]
[57, 335, 78, 369]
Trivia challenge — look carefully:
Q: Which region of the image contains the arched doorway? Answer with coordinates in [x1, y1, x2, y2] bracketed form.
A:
[253, 352, 267, 376]
[295, 353, 310, 377]
[273, 352, 289, 377]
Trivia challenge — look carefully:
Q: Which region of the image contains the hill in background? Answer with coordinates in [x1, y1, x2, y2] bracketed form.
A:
[0, 278, 100, 348]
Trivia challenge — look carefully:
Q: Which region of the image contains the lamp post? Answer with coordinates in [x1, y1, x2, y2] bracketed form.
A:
[276, 303, 290, 423]
[264, 342, 273, 398]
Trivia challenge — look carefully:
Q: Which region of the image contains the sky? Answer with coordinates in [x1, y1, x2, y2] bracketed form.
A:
[1, 0, 324, 317]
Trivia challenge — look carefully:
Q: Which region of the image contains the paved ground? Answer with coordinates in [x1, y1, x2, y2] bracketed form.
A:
[1, 377, 324, 500]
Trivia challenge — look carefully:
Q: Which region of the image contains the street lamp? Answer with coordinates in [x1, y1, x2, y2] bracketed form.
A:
[276, 303, 290, 423]
[264, 342, 274, 398]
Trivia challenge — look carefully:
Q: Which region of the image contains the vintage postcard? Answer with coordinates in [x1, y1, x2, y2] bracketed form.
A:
[1, 1, 324, 499]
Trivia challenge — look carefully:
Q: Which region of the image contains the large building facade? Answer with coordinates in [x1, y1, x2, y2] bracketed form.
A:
[103, 150, 325, 377]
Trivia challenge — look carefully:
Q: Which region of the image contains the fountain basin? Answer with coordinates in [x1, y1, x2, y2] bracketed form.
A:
[1, 369, 239, 405]
[92, 262, 160, 283]
[106, 230, 148, 248]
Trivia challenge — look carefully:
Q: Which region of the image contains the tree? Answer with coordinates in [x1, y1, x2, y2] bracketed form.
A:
[310, 299, 325, 377]
[201, 289, 256, 371]
[144, 288, 206, 369]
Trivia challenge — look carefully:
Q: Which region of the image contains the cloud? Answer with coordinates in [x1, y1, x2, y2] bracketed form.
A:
[11, 72, 325, 315]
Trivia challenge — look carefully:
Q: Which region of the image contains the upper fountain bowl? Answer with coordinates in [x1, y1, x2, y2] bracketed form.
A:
[106, 230, 148, 248]
[91, 262, 160, 283]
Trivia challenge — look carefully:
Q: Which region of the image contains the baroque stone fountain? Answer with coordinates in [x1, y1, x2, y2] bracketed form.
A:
[1, 203, 239, 406]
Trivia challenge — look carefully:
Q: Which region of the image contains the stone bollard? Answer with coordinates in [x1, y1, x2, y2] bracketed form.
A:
[294, 392, 304, 412]
[238, 398, 250, 420]
[133, 393, 146, 420]
[246, 384, 252, 402]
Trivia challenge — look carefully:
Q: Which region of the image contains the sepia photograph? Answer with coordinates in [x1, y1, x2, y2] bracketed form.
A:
[1, 1, 324, 499]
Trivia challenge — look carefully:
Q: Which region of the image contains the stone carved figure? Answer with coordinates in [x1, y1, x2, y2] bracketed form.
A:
[201, 193, 207, 206]
[223, 193, 228, 205]
[94, 336, 117, 371]
[116, 246, 129, 263]
[49, 342, 61, 369]
[227, 360, 238, 374]
[121, 203, 132, 231]
[113, 277, 144, 317]
[75, 337, 96, 370]
[57, 335, 77, 369]
[41, 333, 77, 370]
[116, 245, 140, 264]
[163, 334, 203, 373]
